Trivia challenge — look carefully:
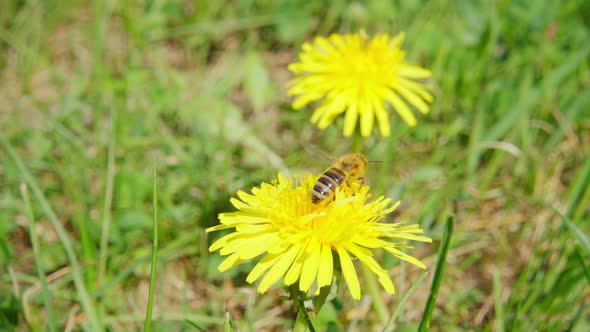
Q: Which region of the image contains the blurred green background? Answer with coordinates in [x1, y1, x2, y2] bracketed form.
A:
[1, 0, 589, 331]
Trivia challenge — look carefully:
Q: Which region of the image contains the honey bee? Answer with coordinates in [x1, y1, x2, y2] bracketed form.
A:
[308, 148, 369, 204]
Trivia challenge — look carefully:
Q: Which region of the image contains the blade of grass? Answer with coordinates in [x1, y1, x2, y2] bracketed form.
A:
[560, 213, 590, 255]
[564, 302, 587, 332]
[98, 108, 117, 286]
[20, 184, 57, 332]
[383, 271, 429, 332]
[54, 135, 95, 288]
[565, 155, 590, 218]
[144, 162, 159, 332]
[0, 135, 102, 331]
[360, 264, 389, 325]
[418, 216, 454, 332]
[575, 247, 590, 286]
[493, 270, 505, 332]
[224, 311, 234, 332]
[184, 319, 206, 331]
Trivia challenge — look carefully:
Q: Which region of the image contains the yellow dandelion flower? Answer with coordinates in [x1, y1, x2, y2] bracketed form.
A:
[206, 173, 431, 300]
[288, 32, 433, 137]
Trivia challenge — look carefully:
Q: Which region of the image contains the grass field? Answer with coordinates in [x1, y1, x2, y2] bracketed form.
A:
[1, 1, 589, 331]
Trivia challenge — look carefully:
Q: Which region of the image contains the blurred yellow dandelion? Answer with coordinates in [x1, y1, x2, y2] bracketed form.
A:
[206, 173, 431, 300]
[288, 32, 433, 137]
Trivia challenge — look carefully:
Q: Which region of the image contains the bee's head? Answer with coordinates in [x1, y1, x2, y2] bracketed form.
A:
[340, 154, 368, 177]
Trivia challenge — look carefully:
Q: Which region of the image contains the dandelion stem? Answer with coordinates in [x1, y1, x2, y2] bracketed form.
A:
[291, 287, 316, 332]
[352, 130, 363, 153]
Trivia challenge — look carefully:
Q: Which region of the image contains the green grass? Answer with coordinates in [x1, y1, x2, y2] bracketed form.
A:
[1, 0, 589, 331]
[418, 216, 453, 332]
[144, 163, 159, 332]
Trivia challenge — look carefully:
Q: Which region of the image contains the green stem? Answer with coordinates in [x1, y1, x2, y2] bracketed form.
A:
[384, 271, 429, 332]
[418, 216, 454, 332]
[98, 107, 116, 286]
[377, 136, 396, 196]
[291, 287, 316, 332]
[144, 163, 159, 332]
[21, 184, 57, 332]
[565, 154, 590, 218]
[351, 131, 364, 153]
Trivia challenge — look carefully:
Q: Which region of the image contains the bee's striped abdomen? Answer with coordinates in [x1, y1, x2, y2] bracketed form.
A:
[311, 167, 346, 204]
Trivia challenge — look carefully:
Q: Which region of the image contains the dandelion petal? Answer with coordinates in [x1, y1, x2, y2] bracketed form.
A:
[258, 245, 301, 293]
[337, 247, 361, 300]
[317, 244, 334, 287]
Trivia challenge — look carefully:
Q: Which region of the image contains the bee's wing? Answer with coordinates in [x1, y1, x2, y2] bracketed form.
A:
[304, 144, 338, 164]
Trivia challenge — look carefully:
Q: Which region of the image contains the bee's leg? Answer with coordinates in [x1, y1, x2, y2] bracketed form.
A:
[345, 178, 364, 197]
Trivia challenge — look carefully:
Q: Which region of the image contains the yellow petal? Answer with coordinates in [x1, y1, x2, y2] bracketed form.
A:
[372, 96, 391, 136]
[390, 32, 405, 49]
[385, 233, 433, 242]
[384, 247, 427, 269]
[317, 244, 334, 287]
[299, 240, 322, 292]
[337, 247, 361, 300]
[310, 104, 328, 124]
[397, 64, 432, 78]
[345, 243, 395, 294]
[377, 271, 395, 294]
[397, 78, 434, 102]
[343, 99, 358, 136]
[209, 232, 240, 252]
[235, 223, 272, 233]
[238, 235, 279, 260]
[219, 233, 266, 256]
[291, 91, 323, 109]
[317, 97, 347, 128]
[219, 252, 242, 272]
[395, 84, 431, 114]
[352, 236, 391, 249]
[230, 197, 253, 211]
[383, 89, 416, 126]
[258, 244, 301, 293]
[205, 223, 234, 233]
[359, 102, 375, 137]
[219, 212, 267, 226]
[284, 241, 309, 286]
[246, 253, 282, 284]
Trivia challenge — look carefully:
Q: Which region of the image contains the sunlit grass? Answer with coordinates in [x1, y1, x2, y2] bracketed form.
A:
[1, 0, 589, 330]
